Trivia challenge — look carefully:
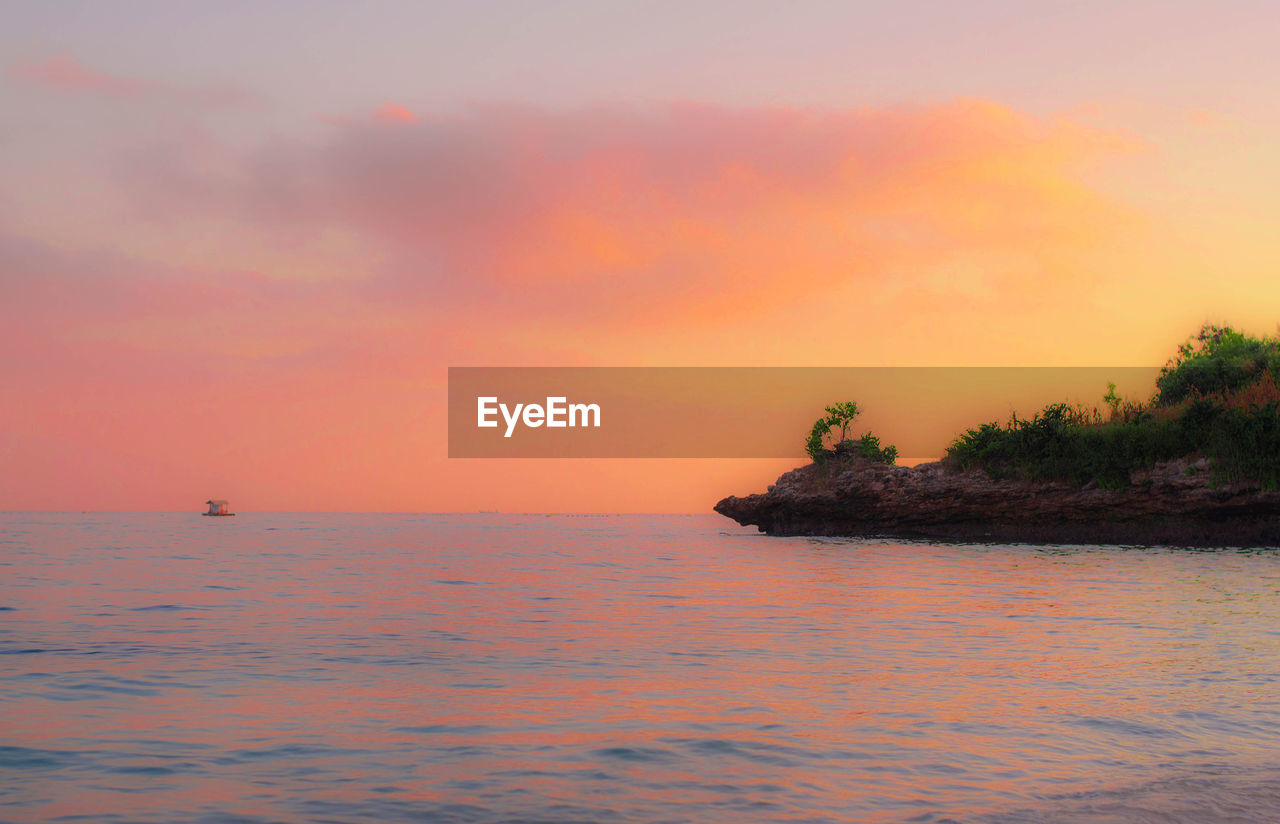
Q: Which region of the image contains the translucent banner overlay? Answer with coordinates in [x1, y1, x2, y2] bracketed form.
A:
[448, 367, 1161, 458]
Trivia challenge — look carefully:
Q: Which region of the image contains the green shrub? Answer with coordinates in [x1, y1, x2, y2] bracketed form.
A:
[1155, 323, 1280, 406]
[944, 325, 1280, 487]
[855, 433, 899, 464]
[1207, 401, 1280, 489]
[945, 403, 1187, 487]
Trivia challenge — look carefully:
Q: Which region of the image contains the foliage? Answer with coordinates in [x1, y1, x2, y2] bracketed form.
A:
[943, 324, 1280, 487]
[945, 404, 1190, 488]
[825, 401, 860, 442]
[1102, 381, 1122, 418]
[1155, 323, 1280, 406]
[852, 433, 899, 464]
[805, 401, 898, 465]
[805, 418, 830, 463]
[1206, 401, 1280, 489]
[806, 402, 860, 461]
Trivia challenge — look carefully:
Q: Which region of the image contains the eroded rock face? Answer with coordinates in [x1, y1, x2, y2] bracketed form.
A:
[714, 457, 1280, 546]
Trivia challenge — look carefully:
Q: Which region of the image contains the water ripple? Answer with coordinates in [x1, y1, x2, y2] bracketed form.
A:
[4, 512, 1280, 823]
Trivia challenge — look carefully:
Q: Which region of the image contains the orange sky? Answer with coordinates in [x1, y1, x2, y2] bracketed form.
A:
[2, 5, 1279, 511]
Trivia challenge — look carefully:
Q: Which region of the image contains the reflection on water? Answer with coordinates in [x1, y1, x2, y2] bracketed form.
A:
[2, 513, 1280, 822]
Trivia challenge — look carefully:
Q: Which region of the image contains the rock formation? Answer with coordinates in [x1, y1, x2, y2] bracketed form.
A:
[714, 457, 1280, 546]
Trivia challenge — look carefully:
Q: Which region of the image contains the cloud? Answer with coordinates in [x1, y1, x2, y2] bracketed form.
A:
[12, 55, 145, 96]
[0, 99, 1163, 510]
[0, 229, 366, 370]
[373, 102, 418, 123]
[114, 99, 1141, 323]
[9, 55, 264, 108]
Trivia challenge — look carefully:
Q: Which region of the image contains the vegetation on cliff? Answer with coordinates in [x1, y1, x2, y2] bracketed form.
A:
[944, 324, 1280, 488]
[805, 401, 898, 465]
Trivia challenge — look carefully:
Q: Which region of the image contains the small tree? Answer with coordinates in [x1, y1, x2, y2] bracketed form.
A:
[1103, 381, 1122, 420]
[825, 401, 860, 443]
[804, 401, 897, 464]
[805, 401, 860, 461]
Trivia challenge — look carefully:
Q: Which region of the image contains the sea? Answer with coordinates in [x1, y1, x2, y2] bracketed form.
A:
[3, 512, 1280, 823]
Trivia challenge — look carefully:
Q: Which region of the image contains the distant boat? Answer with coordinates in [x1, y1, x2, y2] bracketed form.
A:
[203, 499, 235, 517]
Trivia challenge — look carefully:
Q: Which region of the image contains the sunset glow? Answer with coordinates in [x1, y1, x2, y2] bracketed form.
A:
[2, 2, 1278, 511]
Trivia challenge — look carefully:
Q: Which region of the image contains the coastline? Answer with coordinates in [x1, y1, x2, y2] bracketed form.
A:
[714, 456, 1280, 546]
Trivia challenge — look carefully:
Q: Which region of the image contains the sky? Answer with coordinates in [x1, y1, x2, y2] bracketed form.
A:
[1, 0, 1278, 511]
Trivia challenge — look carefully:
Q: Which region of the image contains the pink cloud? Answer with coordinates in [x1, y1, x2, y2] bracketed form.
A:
[0, 230, 366, 372]
[12, 55, 146, 96]
[9, 55, 264, 108]
[115, 99, 1139, 323]
[0, 99, 1158, 510]
[373, 102, 417, 123]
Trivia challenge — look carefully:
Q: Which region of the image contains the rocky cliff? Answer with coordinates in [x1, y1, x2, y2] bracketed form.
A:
[714, 457, 1280, 546]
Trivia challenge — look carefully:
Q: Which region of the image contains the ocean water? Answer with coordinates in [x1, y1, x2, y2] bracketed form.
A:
[3, 513, 1280, 823]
